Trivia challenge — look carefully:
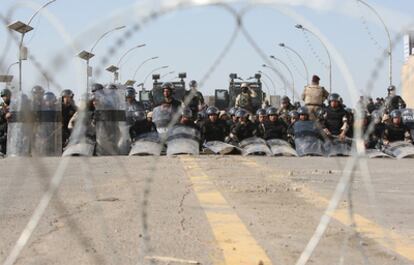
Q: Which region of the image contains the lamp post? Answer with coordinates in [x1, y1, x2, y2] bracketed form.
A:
[295, 24, 332, 93]
[268, 56, 296, 101]
[279, 43, 309, 84]
[258, 70, 277, 96]
[161, 71, 175, 79]
[132, 56, 159, 80]
[356, 0, 393, 88]
[116, 44, 146, 82]
[78, 25, 126, 93]
[7, 0, 58, 92]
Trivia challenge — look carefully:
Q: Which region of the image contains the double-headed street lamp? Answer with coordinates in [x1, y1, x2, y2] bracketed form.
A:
[7, 0, 58, 92]
[295, 24, 332, 93]
[143, 66, 169, 89]
[268, 55, 296, 101]
[78, 25, 126, 92]
[115, 44, 146, 82]
[132, 56, 159, 81]
[278, 43, 309, 84]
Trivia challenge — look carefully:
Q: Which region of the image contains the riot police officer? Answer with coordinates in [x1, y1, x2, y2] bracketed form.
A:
[125, 87, 145, 125]
[61, 89, 77, 147]
[323, 93, 349, 141]
[382, 110, 412, 145]
[385, 86, 406, 113]
[0, 89, 11, 154]
[230, 108, 257, 143]
[301, 75, 329, 120]
[129, 110, 157, 142]
[201, 106, 229, 143]
[262, 107, 288, 141]
[227, 107, 239, 129]
[277, 96, 295, 124]
[31, 85, 45, 111]
[255, 108, 267, 138]
[91, 83, 104, 93]
[179, 108, 199, 131]
[160, 82, 182, 113]
[235, 83, 257, 113]
[184, 80, 204, 120]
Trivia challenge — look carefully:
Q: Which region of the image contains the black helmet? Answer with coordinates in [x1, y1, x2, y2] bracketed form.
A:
[328, 93, 341, 103]
[162, 82, 174, 91]
[390, 109, 402, 119]
[235, 108, 248, 118]
[125, 87, 136, 98]
[61, 89, 74, 98]
[206, 106, 219, 116]
[266, 107, 278, 116]
[43, 91, 57, 103]
[256, 108, 267, 116]
[282, 96, 290, 103]
[297, 106, 309, 116]
[91, 83, 104, 93]
[387, 85, 396, 92]
[31, 85, 44, 95]
[228, 107, 238, 116]
[289, 110, 299, 119]
[181, 107, 193, 118]
[1, 88, 11, 97]
[108, 84, 117, 90]
[189, 80, 198, 88]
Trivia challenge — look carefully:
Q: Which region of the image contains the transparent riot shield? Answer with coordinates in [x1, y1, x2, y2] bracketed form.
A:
[203, 141, 240, 155]
[324, 137, 352, 157]
[6, 91, 32, 157]
[166, 125, 200, 156]
[239, 137, 272, 156]
[364, 149, 392, 159]
[267, 139, 298, 157]
[95, 89, 130, 156]
[31, 100, 62, 157]
[293, 121, 325, 157]
[402, 109, 414, 142]
[383, 141, 414, 159]
[152, 104, 173, 139]
[129, 132, 162, 156]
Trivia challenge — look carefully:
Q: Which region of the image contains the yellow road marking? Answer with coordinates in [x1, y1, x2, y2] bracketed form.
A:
[180, 156, 273, 265]
[237, 157, 414, 262]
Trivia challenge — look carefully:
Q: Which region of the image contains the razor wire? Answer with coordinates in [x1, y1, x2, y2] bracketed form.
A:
[1, 1, 413, 265]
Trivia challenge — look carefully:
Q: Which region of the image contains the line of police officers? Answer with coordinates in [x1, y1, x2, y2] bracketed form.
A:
[0, 74, 412, 156]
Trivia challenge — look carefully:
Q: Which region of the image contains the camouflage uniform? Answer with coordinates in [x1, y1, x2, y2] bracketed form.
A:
[301, 84, 329, 121]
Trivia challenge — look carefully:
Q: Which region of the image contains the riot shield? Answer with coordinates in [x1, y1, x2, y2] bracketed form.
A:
[95, 88, 130, 156]
[166, 125, 200, 156]
[152, 104, 173, 138]
[129, 132, 162, 156]
[324, 137, 352, 157]
[383, 141, 414, 159]
[203, 141, 240, 155]
[6, 91, 32, 157]
[239, 137, 272, 156]
[293, 121, 325, 157]
[267, 139, 298, 157]
[402, 109, 414, 142]
[364, 149, 392, 159]
[31, 99, 62, 156]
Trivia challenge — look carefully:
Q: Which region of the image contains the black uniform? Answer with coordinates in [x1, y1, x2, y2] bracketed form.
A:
[385, 95, 406, 113]
[0, 108, 7, 154]
[382, 123, 411, 143]
[62, 103, 77, 147]
[129, 120, 157, 141]
[201, 119, 229, 143]
[262, 120, 288, 141]
[324, 106, 348, 136]
[231, 120, 257, 142]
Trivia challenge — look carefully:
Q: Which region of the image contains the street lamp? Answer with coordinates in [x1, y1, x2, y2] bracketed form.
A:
[106, 65, 119, 83]
[258, 70, 277, 96]
[7, 0, 57, 92]
[295, 24, 332, 93]
[78, 25, 126, 93]
[279, 43, 309, 84]
[143, 66, 169, 89]
[356, 0, 393, 88]
[268, 55, 296, 101]
[116, 44, 146, 82]
[161, 71, 175, 79]
[132, 56, 159, 80]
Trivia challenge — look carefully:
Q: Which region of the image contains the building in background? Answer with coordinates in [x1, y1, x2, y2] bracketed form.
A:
[402, 31, 414, 108]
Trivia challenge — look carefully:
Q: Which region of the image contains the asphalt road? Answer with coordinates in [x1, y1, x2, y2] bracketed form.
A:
[0, 156, 413, 265]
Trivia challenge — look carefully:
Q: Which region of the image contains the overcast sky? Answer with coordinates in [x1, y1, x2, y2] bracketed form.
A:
[1, 0, 413, 106]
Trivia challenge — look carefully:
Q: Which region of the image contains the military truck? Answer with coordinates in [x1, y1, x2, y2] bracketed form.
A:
[214, 73, 265, 113]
